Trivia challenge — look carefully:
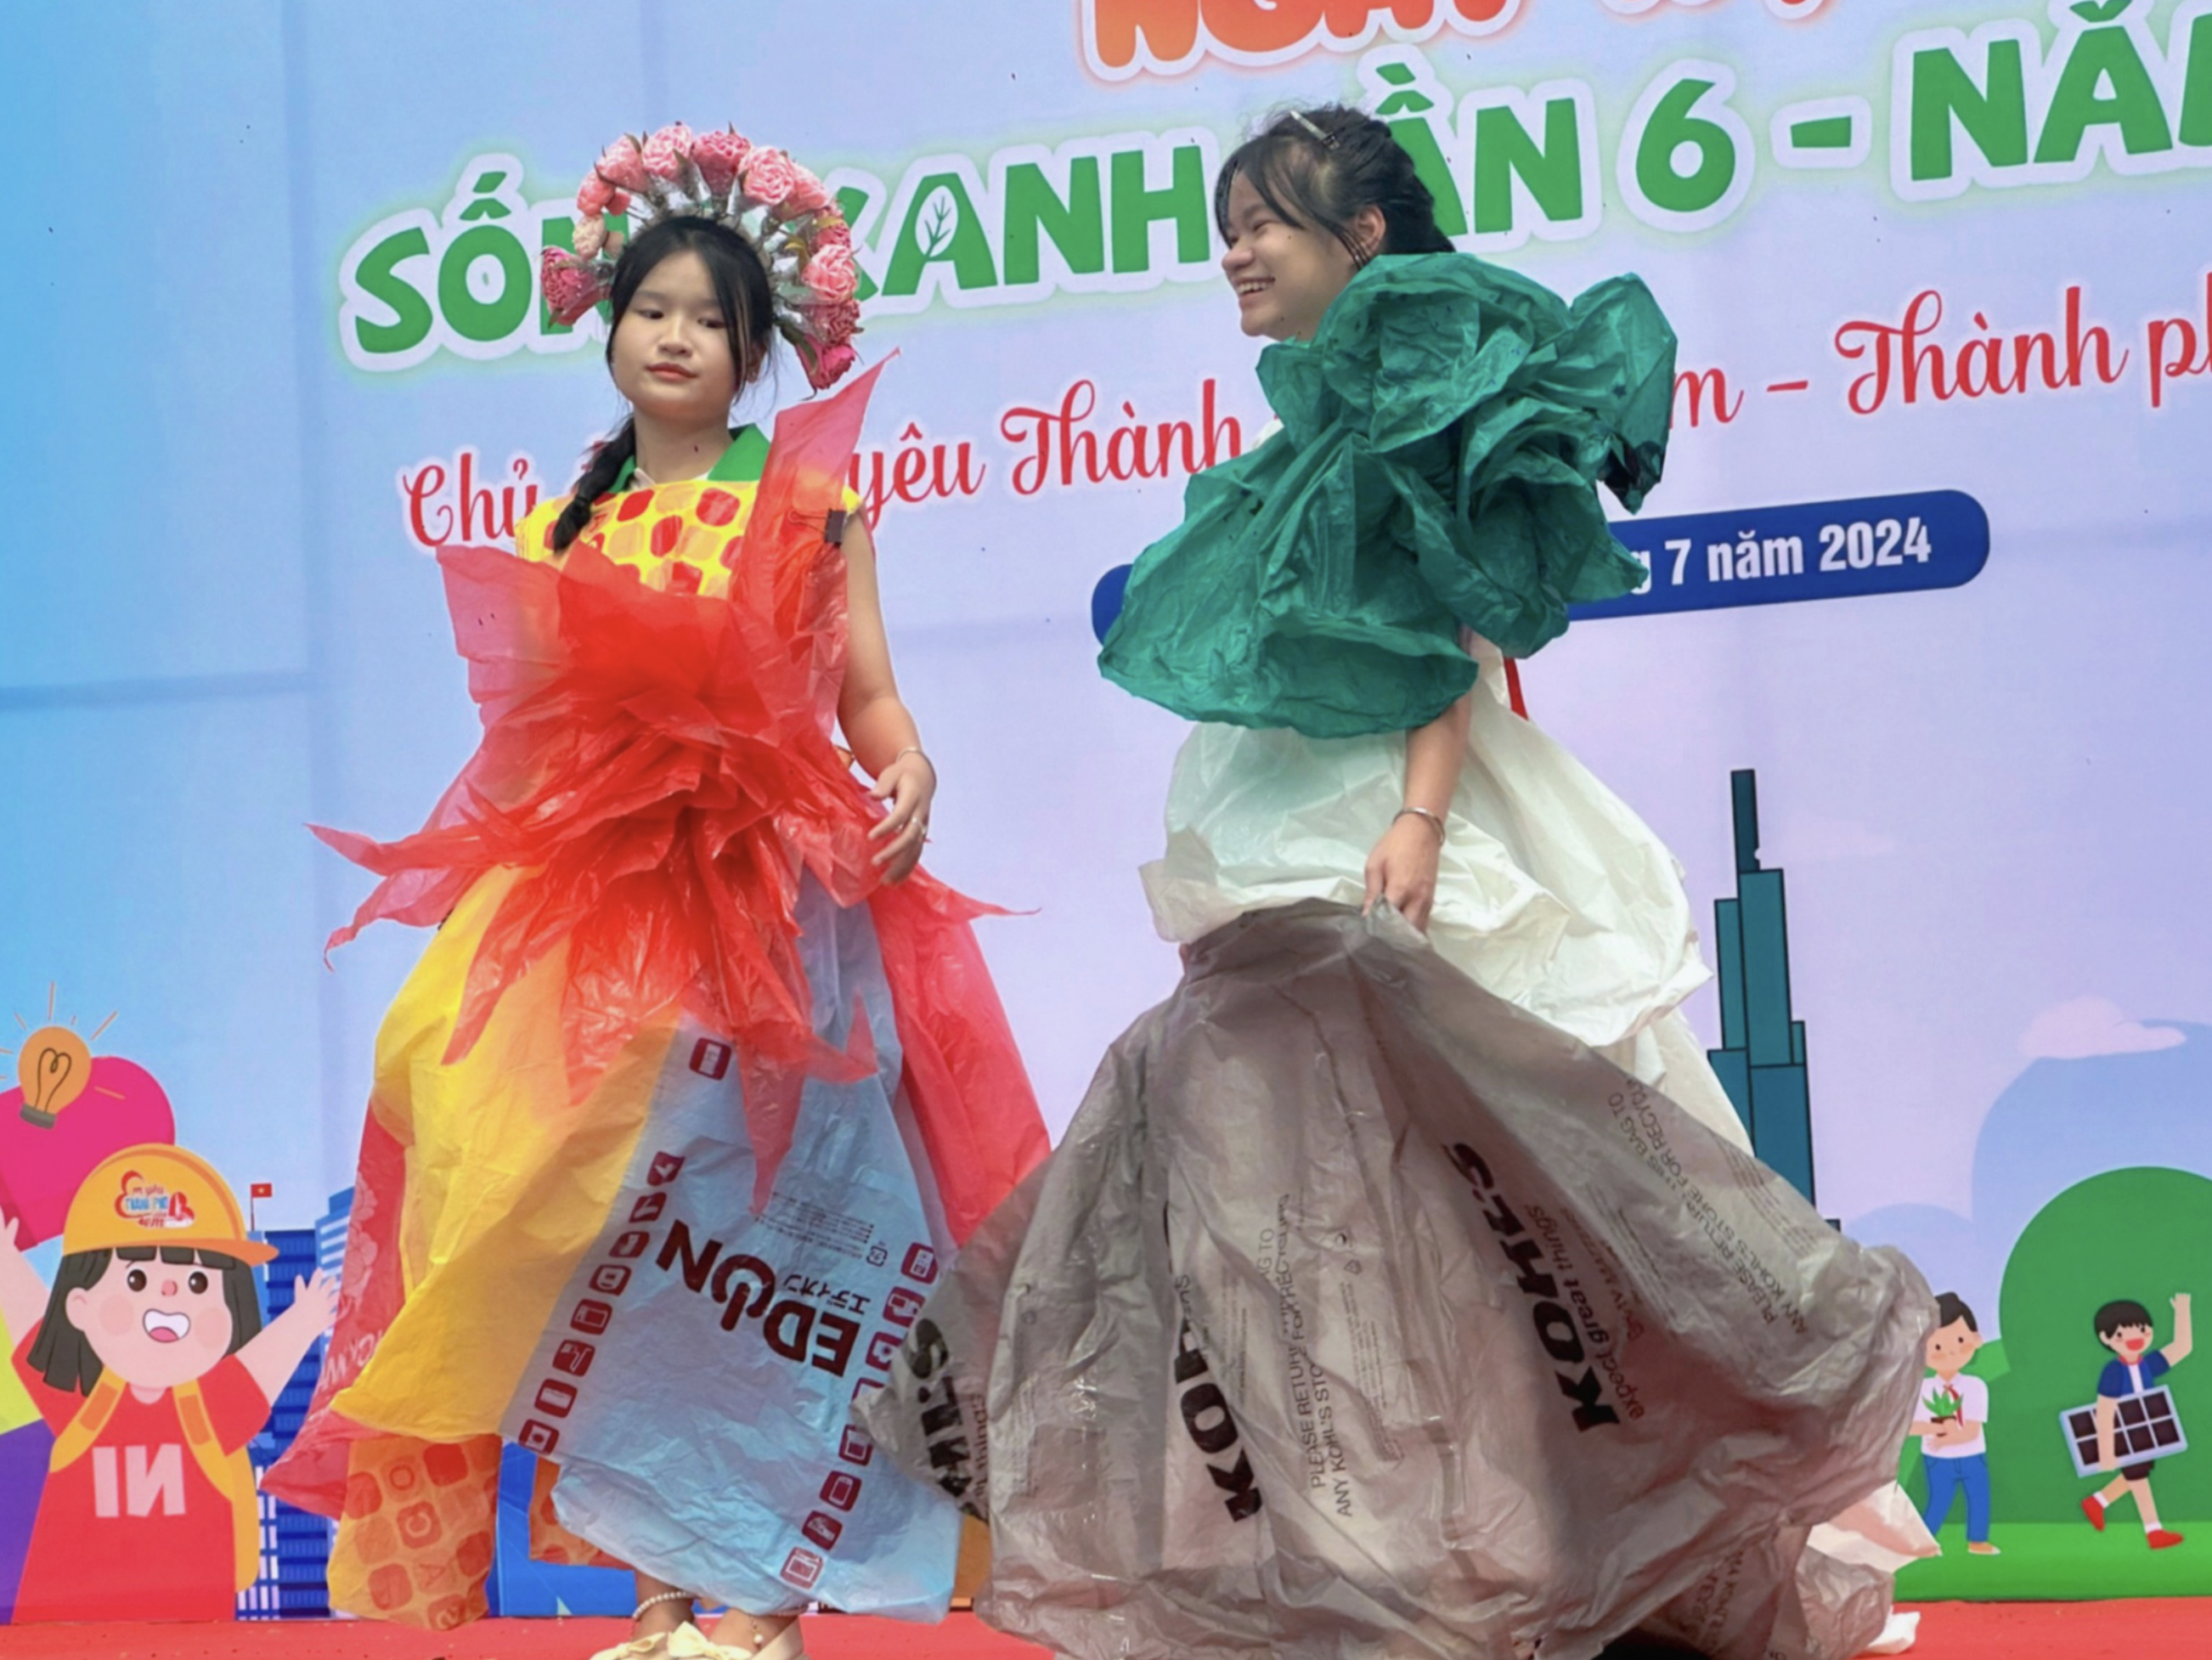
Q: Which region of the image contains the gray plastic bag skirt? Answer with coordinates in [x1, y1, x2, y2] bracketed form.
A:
[858, 902, 1930, 1660]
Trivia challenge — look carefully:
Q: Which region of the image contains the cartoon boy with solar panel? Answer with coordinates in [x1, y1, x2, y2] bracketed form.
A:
[2076, 1293, 2192, 1550]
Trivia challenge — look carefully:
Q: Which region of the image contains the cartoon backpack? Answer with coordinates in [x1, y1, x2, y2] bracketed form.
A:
[45, 1145, 275, 1592]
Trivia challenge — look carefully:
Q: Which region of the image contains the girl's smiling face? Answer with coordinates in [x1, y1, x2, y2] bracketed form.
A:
[65, 1252, 234, 1392]
[1218, 172, 1369, 343]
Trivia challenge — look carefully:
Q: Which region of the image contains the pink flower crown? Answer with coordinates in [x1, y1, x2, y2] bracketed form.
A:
[541, 122, 862, 392]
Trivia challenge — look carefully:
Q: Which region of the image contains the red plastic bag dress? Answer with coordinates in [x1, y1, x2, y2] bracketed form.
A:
[266, 365, 1048, 1627]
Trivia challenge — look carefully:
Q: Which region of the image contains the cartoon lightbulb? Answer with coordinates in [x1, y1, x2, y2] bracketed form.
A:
[18, 1025, 92, 1127]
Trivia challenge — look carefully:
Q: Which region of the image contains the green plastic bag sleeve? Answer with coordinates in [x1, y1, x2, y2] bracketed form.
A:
[1099, 252, 1677, 740]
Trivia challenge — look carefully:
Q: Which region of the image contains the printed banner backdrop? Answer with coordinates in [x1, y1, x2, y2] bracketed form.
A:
[3, 0, 2211, 1614]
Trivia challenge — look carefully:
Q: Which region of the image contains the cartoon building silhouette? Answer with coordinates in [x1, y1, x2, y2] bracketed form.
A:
[316, 1188, 353, 1286]
[1707, 770, 1817, 1203]
[238, 1185, 353, 1619]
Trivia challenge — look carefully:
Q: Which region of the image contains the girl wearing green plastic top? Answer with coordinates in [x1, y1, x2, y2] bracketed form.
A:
[1099, 107, 1738, 1105]
[869, 107, 1936, 1660]
[1209, 111, 1469, 940]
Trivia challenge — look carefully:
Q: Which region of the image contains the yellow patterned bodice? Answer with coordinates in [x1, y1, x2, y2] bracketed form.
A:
[516, 425, 857, 599]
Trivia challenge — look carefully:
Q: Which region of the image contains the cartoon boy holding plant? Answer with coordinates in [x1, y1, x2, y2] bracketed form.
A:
[0, 1144, 336, 1622]
[1909, 1291, 1999, 1556]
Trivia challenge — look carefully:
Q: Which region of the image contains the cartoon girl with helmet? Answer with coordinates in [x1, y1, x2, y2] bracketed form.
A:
[0, 1144, 336, 1622]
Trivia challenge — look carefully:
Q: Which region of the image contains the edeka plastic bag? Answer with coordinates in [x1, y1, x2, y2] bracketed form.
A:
[860, 902, 1929, 1660]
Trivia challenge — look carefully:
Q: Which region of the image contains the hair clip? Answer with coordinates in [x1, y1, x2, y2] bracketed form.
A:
[1288, 110, 1340, 150]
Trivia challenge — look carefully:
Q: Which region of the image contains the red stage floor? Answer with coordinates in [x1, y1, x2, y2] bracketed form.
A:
[0, 1606, 2197, 1659]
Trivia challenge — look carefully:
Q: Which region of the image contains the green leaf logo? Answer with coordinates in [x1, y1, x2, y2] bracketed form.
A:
[918, 187, 959, 259]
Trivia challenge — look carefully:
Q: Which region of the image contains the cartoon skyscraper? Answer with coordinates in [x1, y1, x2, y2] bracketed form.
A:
[1707, 770, 1817, 1202]
[238, 1211, 344, 1619]
[316, 1186, 353, 1286]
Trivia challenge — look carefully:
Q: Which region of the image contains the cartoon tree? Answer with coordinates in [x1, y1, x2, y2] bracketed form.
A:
[1987, 1166, 2212, 1522]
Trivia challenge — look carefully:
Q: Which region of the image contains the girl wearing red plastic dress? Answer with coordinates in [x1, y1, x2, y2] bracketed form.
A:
[265, 127, 1046, 1660]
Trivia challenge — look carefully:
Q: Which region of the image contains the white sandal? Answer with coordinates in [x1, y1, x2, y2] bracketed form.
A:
[588, 1589, 701, 1660]
[723, 1614, 806, 1660]
[588, 1591, 806, 1660]
[648, 1613, 805, 1660]
[588, 1636, 677, 1660]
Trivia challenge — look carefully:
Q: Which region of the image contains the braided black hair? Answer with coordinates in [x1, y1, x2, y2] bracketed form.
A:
[1213, 104, 1456, 263]
[550, 214, 778, 553]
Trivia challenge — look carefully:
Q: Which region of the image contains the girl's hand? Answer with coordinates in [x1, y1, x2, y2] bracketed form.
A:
[1363, 812, 1443, 932]
[868, 749, 937, 884]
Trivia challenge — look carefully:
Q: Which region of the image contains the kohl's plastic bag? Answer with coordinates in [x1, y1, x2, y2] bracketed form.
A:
[860, 901, 1930, 1660]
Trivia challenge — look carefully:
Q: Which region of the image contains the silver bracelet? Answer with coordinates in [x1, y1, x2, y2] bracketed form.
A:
[1394, 805, 1447, 843]
[892, 744, 935, 776]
